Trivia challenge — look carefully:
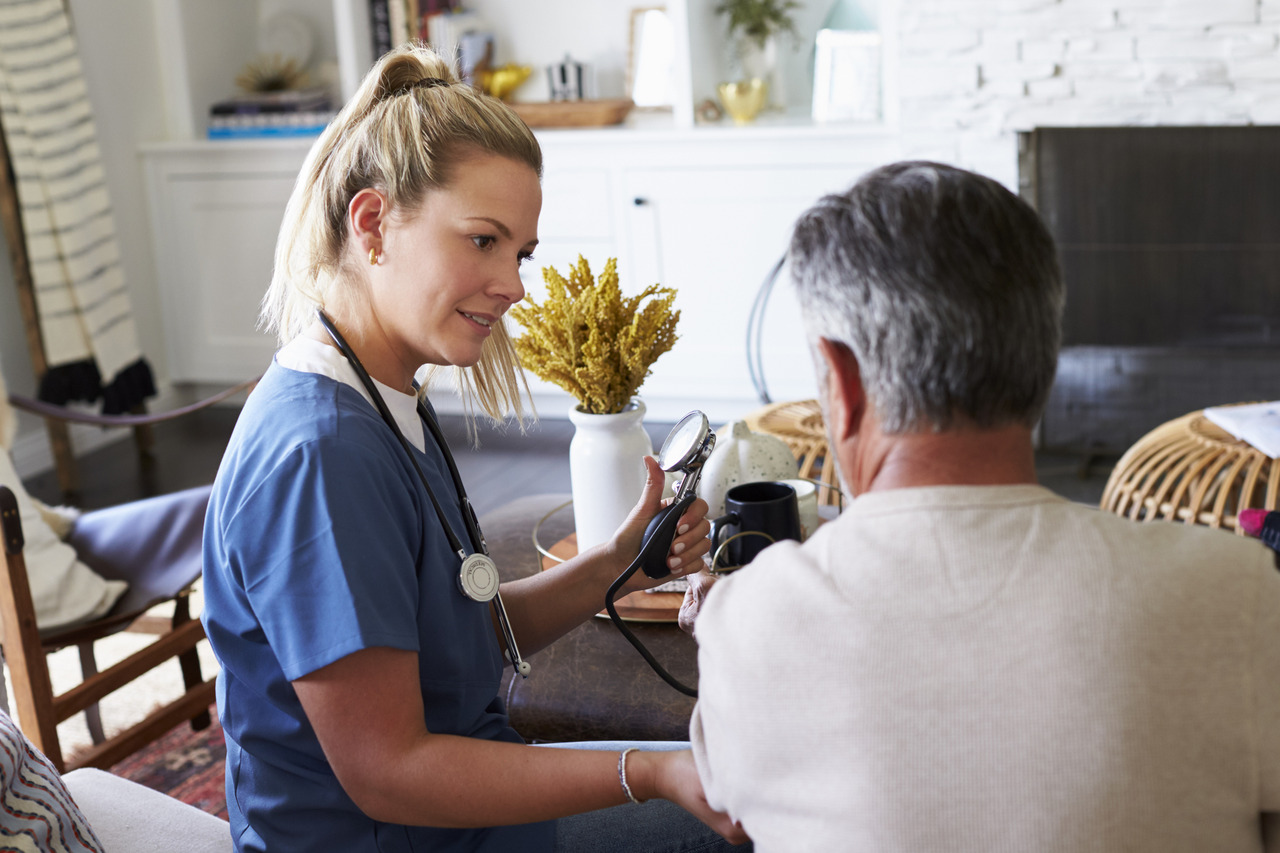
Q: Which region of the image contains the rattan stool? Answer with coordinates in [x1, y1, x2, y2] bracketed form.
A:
[742, 399, 843, 507]
[1100, 407, 1279, 533]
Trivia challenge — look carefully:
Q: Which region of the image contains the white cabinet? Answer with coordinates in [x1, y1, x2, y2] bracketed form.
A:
[141, 140, 310, 382]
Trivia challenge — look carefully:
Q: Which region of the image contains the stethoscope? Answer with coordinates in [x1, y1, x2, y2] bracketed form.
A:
[316, 309, 530, 678]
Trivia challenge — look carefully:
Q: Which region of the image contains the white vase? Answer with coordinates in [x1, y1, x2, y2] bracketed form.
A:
[732, 32, 784, 110]
[737, 33, 776, 81]
[568, 398, 653, 552]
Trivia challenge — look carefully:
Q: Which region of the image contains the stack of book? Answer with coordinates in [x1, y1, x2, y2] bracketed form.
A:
[370, 0, 458, 57]
[207, 87, 337, 140]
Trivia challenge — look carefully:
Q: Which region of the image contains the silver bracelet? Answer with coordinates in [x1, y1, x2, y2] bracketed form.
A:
[618, 747, 644, 804]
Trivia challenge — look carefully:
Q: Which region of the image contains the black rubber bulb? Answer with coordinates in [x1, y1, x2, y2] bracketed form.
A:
[638, 493, 695, 578]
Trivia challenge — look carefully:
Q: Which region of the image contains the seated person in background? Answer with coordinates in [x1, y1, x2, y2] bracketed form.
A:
[685, 161, 1280, 852]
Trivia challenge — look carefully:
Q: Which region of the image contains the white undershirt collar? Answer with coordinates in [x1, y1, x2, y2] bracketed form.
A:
[276, 336, 426, 453]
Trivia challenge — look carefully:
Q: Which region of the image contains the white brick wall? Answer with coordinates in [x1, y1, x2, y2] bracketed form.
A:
[892, 0, 1280, 184]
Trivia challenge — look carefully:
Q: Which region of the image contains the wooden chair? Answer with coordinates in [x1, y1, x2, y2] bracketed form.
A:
[0, 48, 257, 504]
[0, 483, 215, 773]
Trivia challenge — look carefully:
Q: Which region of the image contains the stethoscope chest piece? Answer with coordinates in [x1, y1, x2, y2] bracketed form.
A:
[458, 552, 500, 602]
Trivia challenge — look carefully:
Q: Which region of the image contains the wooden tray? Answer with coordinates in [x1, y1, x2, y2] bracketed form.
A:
[510, 98, 634, 128]
[540, 533, 683, 622]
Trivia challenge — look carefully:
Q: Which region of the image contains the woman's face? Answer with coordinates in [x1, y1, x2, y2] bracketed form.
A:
[359, 152, 541, 387]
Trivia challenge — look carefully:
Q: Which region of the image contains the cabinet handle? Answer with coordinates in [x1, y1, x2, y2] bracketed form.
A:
[633, 197, 648, 206]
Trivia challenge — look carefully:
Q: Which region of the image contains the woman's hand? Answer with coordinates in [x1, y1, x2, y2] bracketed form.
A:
[605, 456, 711, 594]
[497, 457, 710, 654]
[633, 750, 750, 846]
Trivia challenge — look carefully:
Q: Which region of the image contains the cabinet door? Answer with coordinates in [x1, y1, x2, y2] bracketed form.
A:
[623, 166, 861, 423]
[512, 165, 619, 413]
[154, 174, 293, 381]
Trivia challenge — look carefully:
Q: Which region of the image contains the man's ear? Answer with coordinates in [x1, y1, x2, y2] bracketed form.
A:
[816, 337, 865, 444]
[348, 188, 387, 257]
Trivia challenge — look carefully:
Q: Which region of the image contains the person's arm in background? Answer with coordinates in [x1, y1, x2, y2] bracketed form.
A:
[679, 569, 718, 638]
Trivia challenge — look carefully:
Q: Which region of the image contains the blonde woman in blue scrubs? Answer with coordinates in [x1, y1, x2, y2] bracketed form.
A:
[201, 44, 749, 853]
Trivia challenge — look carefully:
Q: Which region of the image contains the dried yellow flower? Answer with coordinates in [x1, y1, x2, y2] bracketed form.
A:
[510, 256, 680, 415]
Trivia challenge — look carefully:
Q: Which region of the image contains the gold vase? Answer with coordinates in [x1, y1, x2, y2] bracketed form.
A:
[717, 79, 768, 125]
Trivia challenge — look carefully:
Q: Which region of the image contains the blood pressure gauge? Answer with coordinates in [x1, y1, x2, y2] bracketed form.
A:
[637, 411, 716, 578]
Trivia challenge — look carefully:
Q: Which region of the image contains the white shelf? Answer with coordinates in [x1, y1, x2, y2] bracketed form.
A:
[151, 0, 894, 140]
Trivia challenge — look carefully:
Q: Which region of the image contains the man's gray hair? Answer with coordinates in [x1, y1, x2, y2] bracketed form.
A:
[789, 161, 1064, 434]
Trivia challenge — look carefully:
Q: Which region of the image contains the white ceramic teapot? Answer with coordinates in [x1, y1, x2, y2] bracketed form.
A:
[698, 420, 798, 516]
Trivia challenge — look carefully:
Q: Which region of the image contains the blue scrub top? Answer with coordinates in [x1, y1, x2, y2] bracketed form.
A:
[202, 362, 554, 852]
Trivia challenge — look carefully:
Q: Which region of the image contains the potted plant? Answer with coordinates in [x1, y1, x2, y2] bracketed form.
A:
[510, 256, 680, 550]
[714, 0, 802, 110]
[714, 0, 802, 50]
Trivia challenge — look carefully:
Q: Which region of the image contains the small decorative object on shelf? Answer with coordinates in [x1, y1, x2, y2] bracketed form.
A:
[510, 257, 680, 550]
[209, 39, 335, 140]
[480, 64, 533, 101]
[717, 79, 768, 124]
[714, 0, 802, 111]
[547, 54, 589, 101]
[811, 0, 882, 123]
[696, 97, 725, 123]
[235, 54, 311, 94]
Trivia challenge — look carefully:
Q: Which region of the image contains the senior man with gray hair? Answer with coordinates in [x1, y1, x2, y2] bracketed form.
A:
[685, 161, 1280, 852]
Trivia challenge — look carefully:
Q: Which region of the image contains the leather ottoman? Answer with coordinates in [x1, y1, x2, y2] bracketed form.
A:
[482, 494, 698, 743]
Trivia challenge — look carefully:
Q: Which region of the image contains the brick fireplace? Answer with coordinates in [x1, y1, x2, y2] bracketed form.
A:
[890, 0, 1280, 452]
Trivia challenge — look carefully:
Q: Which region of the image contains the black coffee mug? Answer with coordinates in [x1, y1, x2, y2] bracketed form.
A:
[709, 481, 802, 570]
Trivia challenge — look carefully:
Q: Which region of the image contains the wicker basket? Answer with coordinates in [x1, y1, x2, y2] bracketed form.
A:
[1100, 407, 1279, 532]
[742, 399, 844, 507]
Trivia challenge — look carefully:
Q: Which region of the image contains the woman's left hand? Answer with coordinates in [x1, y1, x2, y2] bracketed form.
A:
[605, 456, 710, 594]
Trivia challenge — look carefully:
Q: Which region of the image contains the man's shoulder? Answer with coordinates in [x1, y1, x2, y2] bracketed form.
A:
[1078, 500, 1273, 560]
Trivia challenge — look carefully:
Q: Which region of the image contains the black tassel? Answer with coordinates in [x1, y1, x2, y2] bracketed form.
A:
[37, 357, 156, 414]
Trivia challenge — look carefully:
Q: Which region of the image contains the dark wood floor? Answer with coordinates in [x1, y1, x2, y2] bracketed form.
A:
[22, 405, 1116, 514]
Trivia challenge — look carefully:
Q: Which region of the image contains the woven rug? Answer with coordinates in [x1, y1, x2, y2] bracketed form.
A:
[107, 705, 226, 819]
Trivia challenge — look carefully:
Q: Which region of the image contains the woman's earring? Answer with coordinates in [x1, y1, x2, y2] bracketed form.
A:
[369, 247, 379, 266]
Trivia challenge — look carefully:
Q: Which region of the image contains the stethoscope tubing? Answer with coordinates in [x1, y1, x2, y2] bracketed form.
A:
[315, 309, 529, 678]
